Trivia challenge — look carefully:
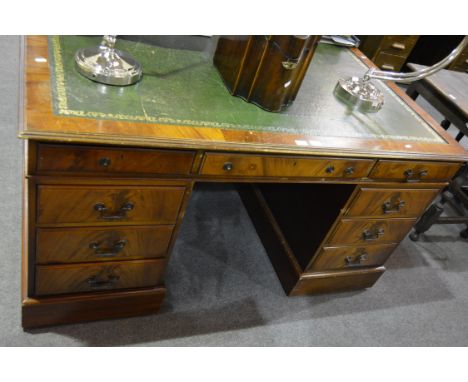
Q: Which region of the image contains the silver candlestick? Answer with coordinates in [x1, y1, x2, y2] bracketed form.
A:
[75, 35, 142, 86]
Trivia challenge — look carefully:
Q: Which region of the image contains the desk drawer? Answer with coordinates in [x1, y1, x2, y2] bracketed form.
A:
[36, 225, 174, 264]
[35, 259, 165, 296]
[308, 244, 396, 271]
[37, 185, 185, 226]
[37, 144, 195, 176]
[200, 153, 374, 179]
[368, 160, 460, 182]
[346, 187, 440, 218]
[328, 218, 416, 246]
[374, 52, 407, 71]
[291, 267, 385, 295]
[379, 36, 418, 57]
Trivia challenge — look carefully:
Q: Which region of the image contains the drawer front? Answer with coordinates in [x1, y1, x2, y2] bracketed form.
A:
[37, 185, 185, 225]
[200, 153, 374, 179]
[36, 225, 174, 264]
[291, 267, 385, 295]
[374, 52, 407, 71]
[346, 187, 440, 218]
[328, 218, 416, 246]
[37, 144, 195, 176]
[308, 244, 396, 271]
[369, 160, 460, 182]
[380, 36, 418, 57]
[35, 259, 165, 296]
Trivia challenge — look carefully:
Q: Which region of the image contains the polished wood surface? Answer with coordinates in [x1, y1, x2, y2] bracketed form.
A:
[37, 185, 185, 226]
[22, 287, 166, 328]
[200, 152, 375, 179]
[291, 267, 385, 296]
[37, 143, 196, 176]
[213, 36, 321, 112]
[369, 160, 461, 182]
[36, 259, 165, 295]
[36, 225, 174, 264]
[345, 187, 440, 218]
[308, 244, 396, 272]
[328, 218, 417, 246]
[20, 36, 468, 162]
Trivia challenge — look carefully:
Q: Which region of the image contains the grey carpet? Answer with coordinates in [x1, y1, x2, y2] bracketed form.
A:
[1, 36, 467, 346]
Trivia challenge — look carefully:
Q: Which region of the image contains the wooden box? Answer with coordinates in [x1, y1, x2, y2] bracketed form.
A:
[213, 35, 321, 112]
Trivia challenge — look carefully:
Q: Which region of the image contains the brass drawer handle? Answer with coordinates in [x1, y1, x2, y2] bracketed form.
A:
[98, 157, 111, 167]
[94, 202, 134, 220]
[345, 249, 368, 267]
[404, 169, 428, 182]
[87, 274, 120, 289]
[344, 166, 355, 176]
[391, 42, 406, 50]
[223, 162, 233, 172]
[381, 64, 395, 71]
[362, 227, 385, 241]
[89, 240, 127, 257]
[382, 199, 406, 214]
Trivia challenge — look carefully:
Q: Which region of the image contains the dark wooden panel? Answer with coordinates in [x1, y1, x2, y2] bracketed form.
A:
[374, 51, 407, 72]
[237, 184, 301, 294]
[369, 160, 460, 182]
[379, 36, 419, 57]
[258, 183, 356, 270]
[22, 287, 165, 328]
[291, 267, 385, 295]
[37, 143, 195, 176]
[35, 259, 165, 296]
[308, 244, 395, 272]
[36, 225, 174, 264]
[37, 185, 185, 226]
[346, 187, 440, 218]
[201, 152, 375, 179]
[328, 218, 416, 246]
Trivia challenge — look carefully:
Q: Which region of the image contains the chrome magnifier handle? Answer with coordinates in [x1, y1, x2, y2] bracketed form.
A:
[364, 36, 468, 83]
[334, 36, 468, 112]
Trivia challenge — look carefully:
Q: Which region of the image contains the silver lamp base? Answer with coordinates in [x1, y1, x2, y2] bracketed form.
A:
[334, 76, 384, 112]
[75, 36, 142, 86]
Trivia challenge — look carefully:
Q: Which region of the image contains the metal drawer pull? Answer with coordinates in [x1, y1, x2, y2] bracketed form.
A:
[87, 274, 120, 289]
[382, 199, 406, 214]
[345, 249, 368, 267]
[381, 64, 395, 71]
[344, 166, 355, 176]
[98, 157, 111, 167]
[362, 227, 385, 241]
[94, 202, 134, 220]
[391, 42, 406, 50]
[404, 169, 428, 182]
[223, 162, 233, 171]
[89, 240, 127, 257]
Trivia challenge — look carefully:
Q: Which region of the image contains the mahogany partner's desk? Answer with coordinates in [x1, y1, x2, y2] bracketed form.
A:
[19, 36, 468, 328]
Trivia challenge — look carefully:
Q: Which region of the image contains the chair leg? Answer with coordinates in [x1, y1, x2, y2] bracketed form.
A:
[410, 201, 445, 241]
[455, 131, 464, 142]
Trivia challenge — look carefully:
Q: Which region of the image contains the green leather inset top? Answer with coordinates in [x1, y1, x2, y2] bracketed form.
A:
[48, 36, 444, 143]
